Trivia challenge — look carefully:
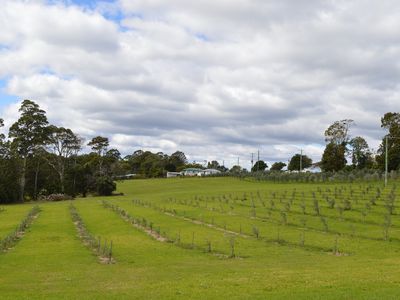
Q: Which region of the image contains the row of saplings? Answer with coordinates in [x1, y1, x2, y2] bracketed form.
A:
[0, 205, 115, 262]
[131, 198, 344, 255]
[102, 200, 238, 258]
[164, 184, 398, 241]
[69, 204, 114, 263]
[0, 206, 41, 252]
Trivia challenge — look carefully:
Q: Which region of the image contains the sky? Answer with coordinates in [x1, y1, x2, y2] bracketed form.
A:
[0, 0, 398, 169]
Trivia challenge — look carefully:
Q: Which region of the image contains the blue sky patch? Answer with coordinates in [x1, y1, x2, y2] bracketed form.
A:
[0, 79, 18, 111]
[62, 0, 127, 29]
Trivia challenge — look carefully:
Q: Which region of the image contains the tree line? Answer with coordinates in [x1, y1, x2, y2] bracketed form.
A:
[1, 100, 398, 203]
[320, 115, 400, 172]
[241, 114, 400, 174]
[0, 100, 193, 203]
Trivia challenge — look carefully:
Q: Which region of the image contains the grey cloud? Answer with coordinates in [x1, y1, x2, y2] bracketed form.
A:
[1, 0, 399, 167]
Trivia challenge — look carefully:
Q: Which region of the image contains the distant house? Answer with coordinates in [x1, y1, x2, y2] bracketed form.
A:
[304, 163, 322, 173]
[169, 168, 223, 178]
[181, 168, 203, 176]
[166, 172, 181, 178]
[200, 169, 221, 176]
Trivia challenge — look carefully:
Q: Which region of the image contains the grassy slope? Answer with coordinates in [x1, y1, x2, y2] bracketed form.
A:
[0, 177, 400, 299]
[0, 205, 34, 239]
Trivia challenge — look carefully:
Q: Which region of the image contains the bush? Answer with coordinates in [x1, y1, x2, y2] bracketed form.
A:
[96, 176, 116, 196]
[40, 194, 74, 201]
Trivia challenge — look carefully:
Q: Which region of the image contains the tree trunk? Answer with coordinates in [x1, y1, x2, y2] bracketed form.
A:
[72, 156, 77, 197]
[60, 170, 64, 194]
[57, 157, 65, 194]
[19, 156, 27, 203]
[34, 161, 40, 200]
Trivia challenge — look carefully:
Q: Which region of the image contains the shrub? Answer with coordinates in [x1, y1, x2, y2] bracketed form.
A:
[96, 175, 116, 196]
[40, 194, 73, 201]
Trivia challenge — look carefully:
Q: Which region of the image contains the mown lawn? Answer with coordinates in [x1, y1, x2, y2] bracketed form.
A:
[1, 177, 400, 299]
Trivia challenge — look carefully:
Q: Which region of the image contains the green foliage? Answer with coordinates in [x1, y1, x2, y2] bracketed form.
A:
[288, 154, 312, 171]
[47, 126, 82, 193]
[0, 100, 122, 202]
[9, 100, 49, 202]
[9, 100, 49, 156]
[124, 150, 191, 177]
[251, 160, 267, 172]
[95, 176, 116, 196]
[321, 119, 355, 173]
[270, 162, 286, 171]
[324, 119, 353, 146]
[321, 143, 347, 172]
[350, 136, 373, 169]
[376, 112, 400, 171]
[0, 155, 20, 203]
[229, 165, 242, 173]
[88, 136, 109, 156]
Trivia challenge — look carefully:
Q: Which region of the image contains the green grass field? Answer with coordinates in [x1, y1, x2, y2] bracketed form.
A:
[1, 177, 400, 299]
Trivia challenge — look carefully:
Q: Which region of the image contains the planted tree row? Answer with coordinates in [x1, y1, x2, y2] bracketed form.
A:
[0, 206, 40, 252]
[102, 200, 234, 255]
[106, 200, 244, 258]
[129, 199, 347, 255]
[162, 188, 398, 242]
[69, 204, 114, 264]
[102, 200, 166, 242]
[164, 183, 399, 230]
[167, 184, 397, 216]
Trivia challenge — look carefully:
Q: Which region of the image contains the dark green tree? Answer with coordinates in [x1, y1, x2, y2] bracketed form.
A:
[67, 153, 96, 197]
[169, 151, 187, 171]
[88, 136, 109, 156]
[251, 160, 267, 172]
[103, 148, 122, 175]
[321, 143, 347, 172]
[95, 175, 116, 196]
[376, 112, 400, 171]
[0, 118, 6, 156]
[9, 100, 49, 202]
[88, 136, 109, 173]
[321, 120, 353, 172]
[207, 160, 220, 169]
[229, 165, 242, 173]
[288, 154, 312, 171]
[270, 162, 286, 171]
[0, 119, 19, 203]
[349, 136, 373, 169]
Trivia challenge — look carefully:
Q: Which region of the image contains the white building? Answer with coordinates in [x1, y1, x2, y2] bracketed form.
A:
[166, 172, 181, 178]
[201, 169, 221, 176]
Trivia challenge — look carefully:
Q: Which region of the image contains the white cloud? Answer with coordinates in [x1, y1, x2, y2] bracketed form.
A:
[0, 0, 399, 168]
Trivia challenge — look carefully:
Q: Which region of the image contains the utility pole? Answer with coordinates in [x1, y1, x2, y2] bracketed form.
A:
[251, 153, 254, 171]
[257, 150, 260, 171]
[300, 149, 303, 172]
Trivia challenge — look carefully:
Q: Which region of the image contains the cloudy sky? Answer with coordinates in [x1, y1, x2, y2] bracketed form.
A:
[0, 0, 398, 169]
